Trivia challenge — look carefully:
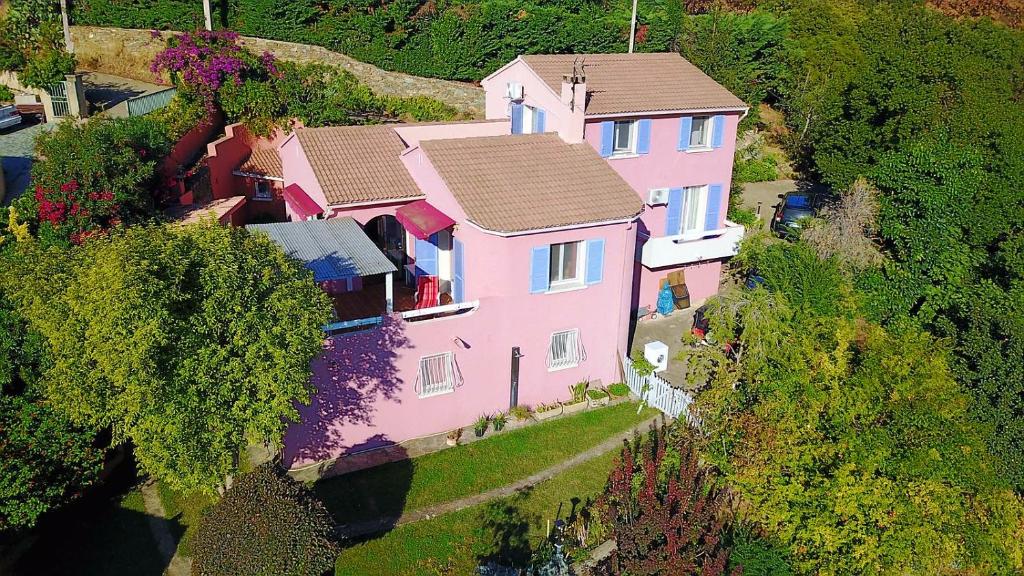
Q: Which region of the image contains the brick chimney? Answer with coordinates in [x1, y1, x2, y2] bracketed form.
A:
[558, 67, 586, 144]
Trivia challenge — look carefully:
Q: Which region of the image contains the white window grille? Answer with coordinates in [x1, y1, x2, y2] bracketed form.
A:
[547, 329, 585, 371]
[416, 352, 461, 398]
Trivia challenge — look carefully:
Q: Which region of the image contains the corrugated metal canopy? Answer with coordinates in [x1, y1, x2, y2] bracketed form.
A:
[248, 218, 397, 282]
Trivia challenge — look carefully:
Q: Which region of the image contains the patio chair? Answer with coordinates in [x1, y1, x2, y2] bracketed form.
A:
[415, 275, 439, 309]
[660, 270, 690, 309]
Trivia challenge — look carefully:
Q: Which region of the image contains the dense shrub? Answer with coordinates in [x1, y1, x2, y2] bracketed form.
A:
[24, 116, 173, 245]
[599, 423, 740, 576]
[191, 464, 339, 576]
[18, 49, 76, 89]
[733, 155, 778, 183]
[0, 85, 14, 103]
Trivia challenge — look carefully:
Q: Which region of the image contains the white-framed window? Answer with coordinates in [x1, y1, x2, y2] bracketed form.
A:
[548, 240, 585, 290]
[547, 329, 584, 371]
[416, 352, 458, 398]
[681, 185, 709, 236]
[689, 116, 712, 149]
[612, 120, 637, 155]
[253, 180, 273, 201]
[522, 105, 535, 134]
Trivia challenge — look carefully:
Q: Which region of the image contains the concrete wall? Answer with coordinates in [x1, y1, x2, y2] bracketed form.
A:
[160, 111, 223, 195]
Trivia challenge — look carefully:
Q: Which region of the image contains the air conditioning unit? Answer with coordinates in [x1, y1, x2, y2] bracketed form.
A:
[647, 188, 669, 206]
[506, 82, 524, 100]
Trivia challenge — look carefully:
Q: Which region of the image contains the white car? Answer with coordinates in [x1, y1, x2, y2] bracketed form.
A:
[0, 105, 22, 131]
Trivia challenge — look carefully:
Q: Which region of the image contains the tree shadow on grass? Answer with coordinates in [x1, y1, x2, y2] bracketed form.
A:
[9, 450, 182, 576]
[472, 488, 539, 568]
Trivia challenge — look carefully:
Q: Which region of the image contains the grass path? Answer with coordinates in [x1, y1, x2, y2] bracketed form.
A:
[340, 411, 661, 537]
[140, 481, 191, 576]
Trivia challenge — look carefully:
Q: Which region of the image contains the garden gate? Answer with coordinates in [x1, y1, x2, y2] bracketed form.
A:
[621, 355, 696, 423]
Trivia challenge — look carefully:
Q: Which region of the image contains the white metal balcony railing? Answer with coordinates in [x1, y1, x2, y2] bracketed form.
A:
[639, 220, 745, 269]
[322, 300, 480, 335]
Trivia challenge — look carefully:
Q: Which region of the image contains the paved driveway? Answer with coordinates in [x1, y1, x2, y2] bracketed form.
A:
[82, 71, 166, 118]
[0, 119, 54, 206]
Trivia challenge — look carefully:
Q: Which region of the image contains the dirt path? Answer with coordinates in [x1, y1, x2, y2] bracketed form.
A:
[339, 412, 664, 538]
[140, 480, 192, 576]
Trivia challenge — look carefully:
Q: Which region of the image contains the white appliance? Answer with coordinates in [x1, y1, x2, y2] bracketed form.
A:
[506, 82, 524, 100]
[647, 188, 668, 206]
[644, 341, 669, 373]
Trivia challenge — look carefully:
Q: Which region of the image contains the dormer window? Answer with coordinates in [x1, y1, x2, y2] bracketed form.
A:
[612, 121, 637, 155]
[689, 116, 712, 149]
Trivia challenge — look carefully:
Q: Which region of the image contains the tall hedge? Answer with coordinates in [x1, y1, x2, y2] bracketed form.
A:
[71, 0, 653, 81]
[191, 464, 339, 576]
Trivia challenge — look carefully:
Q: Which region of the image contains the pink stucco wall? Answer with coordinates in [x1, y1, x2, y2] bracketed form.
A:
[481, 59, 583, 142]
[280, 134, 329, 218]
[393, 119, 510, 147]
[284, 144, 638, 468]
[582, 114, 739, 313]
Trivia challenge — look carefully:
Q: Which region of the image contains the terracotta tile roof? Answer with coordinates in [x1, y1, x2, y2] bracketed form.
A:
[295, 126, 422, 206]
[520, 53, 746, 116]
[167, 196, 247, 225]
[420, 133, 642, 233]
[236, 148, 283, 179]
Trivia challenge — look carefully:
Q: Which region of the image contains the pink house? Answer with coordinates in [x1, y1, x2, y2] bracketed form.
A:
[248, 53, 746, 470]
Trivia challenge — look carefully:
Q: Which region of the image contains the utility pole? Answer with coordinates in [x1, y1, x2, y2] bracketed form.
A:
[203, 0, 212, 30]
[628, 0, 638, 53]
[60, 0, 74, 52]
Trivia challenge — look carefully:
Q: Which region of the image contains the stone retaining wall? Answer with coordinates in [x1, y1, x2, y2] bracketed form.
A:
[70, 26, 485, 117]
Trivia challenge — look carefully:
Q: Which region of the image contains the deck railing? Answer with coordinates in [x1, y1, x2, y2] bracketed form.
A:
[322, 300, 480, 336]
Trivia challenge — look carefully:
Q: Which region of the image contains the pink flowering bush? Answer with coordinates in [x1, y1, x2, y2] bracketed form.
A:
[23, 117, 171, 246]
[151, 30, 279, 110]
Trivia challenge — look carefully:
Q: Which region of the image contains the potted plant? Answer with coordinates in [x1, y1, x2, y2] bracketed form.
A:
[446, 427, 462, 447]
[510, 405, 532, 422]
[492, 412, 508, 432]
[473, 415, 489, 437]
[563, 381, 589, 414]
[534, 402, 563, 420]
[587, 388, 610, 407]
[608, 382, 630, 398]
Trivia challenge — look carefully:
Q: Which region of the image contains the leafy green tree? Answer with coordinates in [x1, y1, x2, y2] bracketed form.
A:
[190, 464, 339, 576]
[693, 255, 1024, 575]
[2, 222, 333, 493]
[0, 274, 103, 533]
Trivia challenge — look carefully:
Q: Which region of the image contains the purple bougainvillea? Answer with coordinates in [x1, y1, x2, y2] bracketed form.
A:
[151, 30, 278, 107]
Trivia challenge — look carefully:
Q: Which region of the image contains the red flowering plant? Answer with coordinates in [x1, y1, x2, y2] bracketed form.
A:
[25, 116, 172, 246]
[151, 30, 280, 112]
[598, 423, 742, 576]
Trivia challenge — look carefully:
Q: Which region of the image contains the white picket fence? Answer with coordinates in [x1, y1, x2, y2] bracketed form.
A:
[622, 355, 696, 422]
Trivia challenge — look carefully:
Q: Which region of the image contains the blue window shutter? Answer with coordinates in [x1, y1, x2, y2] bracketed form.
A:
[636, 119, 652, 154]
[530, 245, 550, 294]
[705, 184, 724, 230]
[452, 237, 465, 303]
[585, 238, 605, 285]
[533, 108, 546, 133]
[599, 121, 614, 157]
[415, 235, 438, 276]
[511, 103, 524, 134]
[678, 117, 692, 151]
[666, 188, 684, 236]
[712, 115, 725, 149]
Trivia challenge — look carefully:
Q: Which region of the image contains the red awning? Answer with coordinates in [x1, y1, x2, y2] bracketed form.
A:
[283, 184, 324, 220]
[395, 200, 456, 240]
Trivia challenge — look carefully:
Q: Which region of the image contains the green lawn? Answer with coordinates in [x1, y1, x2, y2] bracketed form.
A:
[314, 401, 655, 525]
[157, 482, 215, 557]
[335, 449, 621, 575]
[14, 482, 167, 576]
